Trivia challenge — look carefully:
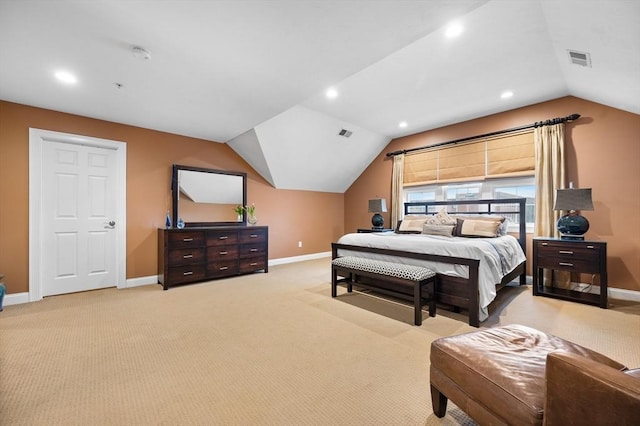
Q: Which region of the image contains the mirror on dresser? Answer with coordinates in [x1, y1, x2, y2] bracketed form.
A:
[160, 165, 267, 290]
[171, 164, 247, 227]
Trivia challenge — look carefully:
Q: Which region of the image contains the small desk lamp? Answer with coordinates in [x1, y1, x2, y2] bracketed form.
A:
[368, 198, 388, 229]
[553, 184, 594, 240]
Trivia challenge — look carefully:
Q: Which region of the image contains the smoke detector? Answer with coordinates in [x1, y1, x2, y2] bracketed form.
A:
[132, 46, 152, 60]
[567, 50, 591, 67]
[338, 129, 353, 138]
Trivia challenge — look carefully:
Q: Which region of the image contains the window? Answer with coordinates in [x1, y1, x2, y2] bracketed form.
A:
[403, 176, 535, 232]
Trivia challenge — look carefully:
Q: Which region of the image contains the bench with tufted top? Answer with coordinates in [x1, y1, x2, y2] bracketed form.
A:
[331, 255, 436, 325]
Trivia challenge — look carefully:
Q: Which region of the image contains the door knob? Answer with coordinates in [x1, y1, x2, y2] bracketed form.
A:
[105, 220, 116, 229]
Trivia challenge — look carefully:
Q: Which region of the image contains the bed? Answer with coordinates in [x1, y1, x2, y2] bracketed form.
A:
[332, 198, 527, 327]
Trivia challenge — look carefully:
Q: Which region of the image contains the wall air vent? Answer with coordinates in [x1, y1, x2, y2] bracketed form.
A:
[338, 129, 353, 138]
[567, 50, 592, 67]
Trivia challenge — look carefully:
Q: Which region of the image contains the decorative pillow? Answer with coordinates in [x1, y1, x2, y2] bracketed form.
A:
[397, 215, 429, 233]
[454, 218, 501, 238]
[422, 224, 455, 237]
[425, 208, 456, 226]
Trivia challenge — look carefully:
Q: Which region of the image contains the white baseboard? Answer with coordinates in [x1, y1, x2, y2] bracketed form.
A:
[269, 251, 331, 266]
[125, 275, 158, 288]
[3, 292, 29, 307]
[609, 286, 640, 302]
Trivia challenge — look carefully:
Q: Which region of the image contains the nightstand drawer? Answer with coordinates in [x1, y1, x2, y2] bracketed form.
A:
[535, 255, 601, 274]
[536, 241, 601, 262]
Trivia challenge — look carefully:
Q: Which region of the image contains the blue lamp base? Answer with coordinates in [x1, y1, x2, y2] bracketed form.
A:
[371, 213, 384, 229]
[557, 213, 590, 240]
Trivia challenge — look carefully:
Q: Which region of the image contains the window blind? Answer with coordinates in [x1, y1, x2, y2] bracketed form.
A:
[403, 130, 534, 186]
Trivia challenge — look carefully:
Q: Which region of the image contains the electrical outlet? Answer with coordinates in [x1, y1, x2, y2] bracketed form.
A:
[298, 241, 303, 248]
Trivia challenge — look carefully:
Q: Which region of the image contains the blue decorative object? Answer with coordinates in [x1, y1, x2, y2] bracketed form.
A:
[0, 282, 5, 312]
[177, 218, 185, 229]
[165, 211, 172, 229]
[553, 186, 594, 240]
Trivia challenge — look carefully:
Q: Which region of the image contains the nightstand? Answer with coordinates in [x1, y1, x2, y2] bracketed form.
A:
[357, 228, 394, 233]
[532, 238, 607, 308]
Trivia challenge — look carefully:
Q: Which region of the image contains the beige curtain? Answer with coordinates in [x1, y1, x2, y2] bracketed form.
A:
[391, 154, 405, 229]
[534, 123, 567, 287]
[534, 123, 565, 237]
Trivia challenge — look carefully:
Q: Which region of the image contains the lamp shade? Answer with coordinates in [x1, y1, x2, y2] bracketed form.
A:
[368, 198, 388, 213]
[553, 188, 593, 211]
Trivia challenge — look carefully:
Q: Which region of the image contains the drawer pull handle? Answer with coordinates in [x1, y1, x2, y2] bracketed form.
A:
[558, 262, 574, 267]
[183, 271, 193, 276]
[219, 236, 228, 240]
[250, 262, 258, 266]
[219, 251, 228, 255]
[219, 266, 228, 271]
[250, 248, 258, 252]
[587, 245, 595, 249]
[558, 250, 573, 255]
[541, 242, 548, 246]
[250, 234, 258, 238]
[183, 254, 193, 259]
[183, 238, 193, 242]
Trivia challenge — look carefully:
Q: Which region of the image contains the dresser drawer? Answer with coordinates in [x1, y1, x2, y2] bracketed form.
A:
[239, 256, 267, 273]
[168, 231, 205, 249]
[207, 260, 239, 277]
[167, 264, 206, 284]
[207, 230, 239, 246]
[207, 245, 239, 261]
[168, 247, 205, 266]
[239, 243, 266, 258]
[239, 228, 267, 244]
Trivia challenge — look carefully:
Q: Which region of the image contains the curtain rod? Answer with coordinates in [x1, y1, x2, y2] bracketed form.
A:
[385, 113, 580, 157]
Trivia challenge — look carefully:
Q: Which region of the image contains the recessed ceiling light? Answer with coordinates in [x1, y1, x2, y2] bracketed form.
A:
[399, 121, 408, 128]
[55, 71, 77, 84]
[501, 91, 514, 99]
[326, 88, 338, 99]
[445, 22, 463, 38]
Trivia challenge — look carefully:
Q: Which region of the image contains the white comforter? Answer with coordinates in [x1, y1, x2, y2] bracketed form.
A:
[336, 232, 526, 322]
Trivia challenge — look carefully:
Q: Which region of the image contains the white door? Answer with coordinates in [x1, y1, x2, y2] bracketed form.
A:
[29, 128, 127, 301]
[42, 141, 117, 296]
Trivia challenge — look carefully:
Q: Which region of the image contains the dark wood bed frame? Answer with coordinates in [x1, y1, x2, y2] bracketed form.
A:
[332, 198, 527, 327]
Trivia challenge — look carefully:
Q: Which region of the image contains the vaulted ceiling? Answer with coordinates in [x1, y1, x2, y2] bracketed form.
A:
[1, 1, 638, 192]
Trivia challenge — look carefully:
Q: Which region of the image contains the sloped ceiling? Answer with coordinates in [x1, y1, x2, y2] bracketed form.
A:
[1, 1, 638, 193]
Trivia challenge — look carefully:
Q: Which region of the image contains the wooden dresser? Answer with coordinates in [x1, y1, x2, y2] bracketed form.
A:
[158, 226, 268, 290]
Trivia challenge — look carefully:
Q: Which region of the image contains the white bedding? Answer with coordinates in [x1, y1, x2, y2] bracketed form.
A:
[336, 232, 526, 322]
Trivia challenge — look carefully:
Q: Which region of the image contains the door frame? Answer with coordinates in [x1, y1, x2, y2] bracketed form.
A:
[29, 128, 127, 302]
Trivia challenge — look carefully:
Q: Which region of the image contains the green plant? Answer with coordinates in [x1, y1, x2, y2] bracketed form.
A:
[245, 203, 256, 216]
[233, 205, 244, 216]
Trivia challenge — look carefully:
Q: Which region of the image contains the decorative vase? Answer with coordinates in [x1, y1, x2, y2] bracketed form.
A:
[165, 211, 172, 228]
[177, 218, 185, 229]
[248, 214, 257, 225]
[237, 214, 243, 222]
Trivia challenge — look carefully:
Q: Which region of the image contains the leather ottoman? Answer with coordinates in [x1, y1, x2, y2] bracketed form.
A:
[429, 324, 627, 425]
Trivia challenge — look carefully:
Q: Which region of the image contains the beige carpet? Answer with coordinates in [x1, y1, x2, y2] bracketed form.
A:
[1, 258, 639, 426]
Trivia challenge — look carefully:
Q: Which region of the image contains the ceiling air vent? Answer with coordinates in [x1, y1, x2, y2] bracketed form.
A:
[567, 50, 591, 67]
[338, 129, 353, 138]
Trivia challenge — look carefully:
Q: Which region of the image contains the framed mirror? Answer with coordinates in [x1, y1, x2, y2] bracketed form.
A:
[171, 164, 247, 227]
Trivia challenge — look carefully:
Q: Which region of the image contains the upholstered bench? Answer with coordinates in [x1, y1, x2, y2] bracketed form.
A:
[430, 324, 635, 425]
[331, 256, 436, 325]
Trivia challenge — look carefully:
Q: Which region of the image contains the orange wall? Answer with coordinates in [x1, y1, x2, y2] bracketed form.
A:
[345, 96, 640, 292]
[0, 101, 345, 294]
